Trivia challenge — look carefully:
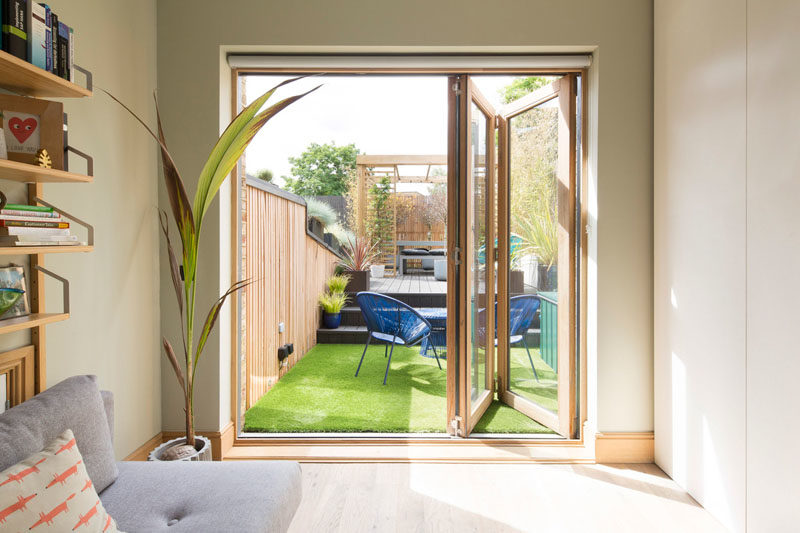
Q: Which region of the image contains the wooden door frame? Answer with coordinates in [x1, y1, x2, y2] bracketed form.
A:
[230, 66, 589, 448]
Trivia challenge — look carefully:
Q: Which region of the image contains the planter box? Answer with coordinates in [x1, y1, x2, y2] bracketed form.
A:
[510, 270, 525, 294]
[345, 270, 369, 293]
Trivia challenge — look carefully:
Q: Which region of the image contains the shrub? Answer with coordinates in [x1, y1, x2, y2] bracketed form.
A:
[327, 274, 351, 294]
[318, 291, 348, 314]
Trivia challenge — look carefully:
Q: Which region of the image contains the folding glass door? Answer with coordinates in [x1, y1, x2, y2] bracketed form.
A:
[447, 74, 579, 438]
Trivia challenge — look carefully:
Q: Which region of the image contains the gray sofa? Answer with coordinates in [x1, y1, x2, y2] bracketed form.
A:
[0, 375, 302, 532]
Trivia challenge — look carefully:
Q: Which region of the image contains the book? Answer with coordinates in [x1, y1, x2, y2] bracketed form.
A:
[0, 239, 81, 246]
[38, 3, 50, 72]
[68, 24, 72, 81]
[48, 8, 56, 74]
[3, 203, 53, 213]
[0, 213, 62, 222]
[0, 219, 68, 228]
[28, 1, 45, 68]
[0, 233, 76, 242]
[0, 208, 59, 218]
[2, 0, 28, 60]
[0, 226, 69, 236]
[56, 19, 67, 80]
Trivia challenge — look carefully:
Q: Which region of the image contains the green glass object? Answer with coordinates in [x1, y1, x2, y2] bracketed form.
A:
[0, 288, 24, 318]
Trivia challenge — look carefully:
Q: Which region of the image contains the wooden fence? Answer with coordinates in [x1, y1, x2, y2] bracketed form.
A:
[243, 179, 339, 409]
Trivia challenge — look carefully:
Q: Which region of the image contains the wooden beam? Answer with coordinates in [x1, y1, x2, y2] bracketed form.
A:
[356, 155, 447, 166]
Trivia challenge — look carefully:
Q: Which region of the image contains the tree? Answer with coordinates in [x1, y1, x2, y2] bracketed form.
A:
[254, 168, 273, 182]
[283, 142, 359, 196]
[499, 76, 551, 104]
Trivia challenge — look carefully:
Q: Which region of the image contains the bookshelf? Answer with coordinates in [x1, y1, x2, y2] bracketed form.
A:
[0, 52, 93, 402]
[0, 159, 93, 184]
[0, 50, 92, 98]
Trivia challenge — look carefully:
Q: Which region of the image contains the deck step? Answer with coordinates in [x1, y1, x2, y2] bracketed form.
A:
[347, 292, 447, 308]
[317, 325, 541, 346]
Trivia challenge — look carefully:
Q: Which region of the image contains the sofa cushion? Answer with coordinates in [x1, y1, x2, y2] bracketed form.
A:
[0, 375, 118, 493]
[0, 429, 121, 532]
[101, 460, 302, 532]
[400, 248, 430, 256]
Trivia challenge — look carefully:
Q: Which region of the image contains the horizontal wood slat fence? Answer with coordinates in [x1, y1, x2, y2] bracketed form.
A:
[243, 180, 339, 409]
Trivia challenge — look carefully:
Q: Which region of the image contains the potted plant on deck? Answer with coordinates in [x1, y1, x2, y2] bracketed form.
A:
[340, 234, 380, 293]
[105, 78, 317, 461]
[319, 274, 349, 329]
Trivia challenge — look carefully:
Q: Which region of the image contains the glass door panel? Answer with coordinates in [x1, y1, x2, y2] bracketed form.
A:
[469, 101, 489, 406]
[497, 75, 577, 437]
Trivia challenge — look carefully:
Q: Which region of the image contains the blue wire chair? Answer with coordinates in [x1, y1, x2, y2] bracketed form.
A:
[509, 295, 542, 382]
[355, 292, 441, 385]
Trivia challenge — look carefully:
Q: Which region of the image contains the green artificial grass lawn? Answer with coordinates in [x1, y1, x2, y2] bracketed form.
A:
[244, 342, 558, 434]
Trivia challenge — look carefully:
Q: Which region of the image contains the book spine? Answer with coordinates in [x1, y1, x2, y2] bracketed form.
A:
[0, 209, 59, 218]
[3, 203, 53, 212]
[56, 19, 67, 79]
[0, 219, 68, 228]
[0, 226, 69, 236]
[40, 3, 50, 72]
[2, 0, 28, 60]
[49, 10, 56, 74]
[0, 213, 62, 222]
[68, 25, 72, 81]
[0, 234, 76, 242]
[29, 1, 45, 69]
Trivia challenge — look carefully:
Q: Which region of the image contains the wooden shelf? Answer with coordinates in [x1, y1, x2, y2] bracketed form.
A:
[0, 50, 91, 98]
[0, 313, 69, 335]
[0, 159, 92, 184]
[0, 245, 92, 255]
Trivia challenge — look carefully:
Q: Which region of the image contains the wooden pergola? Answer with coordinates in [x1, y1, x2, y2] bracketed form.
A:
[355, 155, 447, 276]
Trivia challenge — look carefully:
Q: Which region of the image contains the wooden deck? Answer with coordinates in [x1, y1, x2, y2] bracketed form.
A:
[369, 272, 446, 294]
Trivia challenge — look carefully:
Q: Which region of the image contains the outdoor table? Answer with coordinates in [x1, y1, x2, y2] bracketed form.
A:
[416, 307, 447, 359]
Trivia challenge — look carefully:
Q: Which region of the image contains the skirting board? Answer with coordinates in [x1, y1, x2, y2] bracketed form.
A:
[594, 432, 654, 463]
[124, 421, 235, 461]
[125, 428, 653, 464]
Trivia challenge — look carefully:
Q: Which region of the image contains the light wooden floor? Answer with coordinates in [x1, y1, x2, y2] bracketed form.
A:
[370, 272, 447, 294]
[287, 463, 725, 533]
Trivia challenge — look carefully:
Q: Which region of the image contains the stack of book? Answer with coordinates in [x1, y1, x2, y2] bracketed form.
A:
[0, 203, 82, 247]
[1, 1, 74, 81]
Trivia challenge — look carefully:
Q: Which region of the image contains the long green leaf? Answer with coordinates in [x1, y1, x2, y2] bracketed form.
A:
[154, 96, 196, 256]
[192, 76, 306, 223]
[194, 279, 251, 372]
[101, 89, 196, 257]
[162, 337, 186, 396]
[193, 79, 320, 230]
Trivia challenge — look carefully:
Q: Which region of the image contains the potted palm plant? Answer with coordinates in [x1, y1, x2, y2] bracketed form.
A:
[340, 234, 380, 293]
[104, 78, 318, 461]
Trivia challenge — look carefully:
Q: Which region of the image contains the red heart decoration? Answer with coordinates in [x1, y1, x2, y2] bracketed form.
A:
[8, 117, 38, 144]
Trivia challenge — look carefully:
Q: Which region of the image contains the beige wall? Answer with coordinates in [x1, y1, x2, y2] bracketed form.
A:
[0, 1, 160, 458]
[155, 0, 654, 433]
[655, 1, 799, 530]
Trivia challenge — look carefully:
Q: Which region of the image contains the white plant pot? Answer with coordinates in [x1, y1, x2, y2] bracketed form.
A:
[370, 265, 385, 278]
[148, 435, 212, 462]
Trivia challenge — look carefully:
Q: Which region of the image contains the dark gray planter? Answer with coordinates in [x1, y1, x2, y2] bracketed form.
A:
[510, 270, 525, 294]
[148, 435, 212, 462]
[537, 264, 558, 292]
[345, 270, 369, 293]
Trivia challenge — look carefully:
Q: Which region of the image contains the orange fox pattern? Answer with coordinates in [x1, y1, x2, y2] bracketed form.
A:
[55, 438, 77, 455]
[46, 460, 82, 489]
[29, 493, 76, 529]
[0, 430, 118, 532]
[0, 493, 36, 523]
[0, 458, 47, 487]
[72, 500, 99, 530]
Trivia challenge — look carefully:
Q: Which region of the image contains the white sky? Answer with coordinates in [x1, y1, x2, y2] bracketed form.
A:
[242, 75, 515, 191]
